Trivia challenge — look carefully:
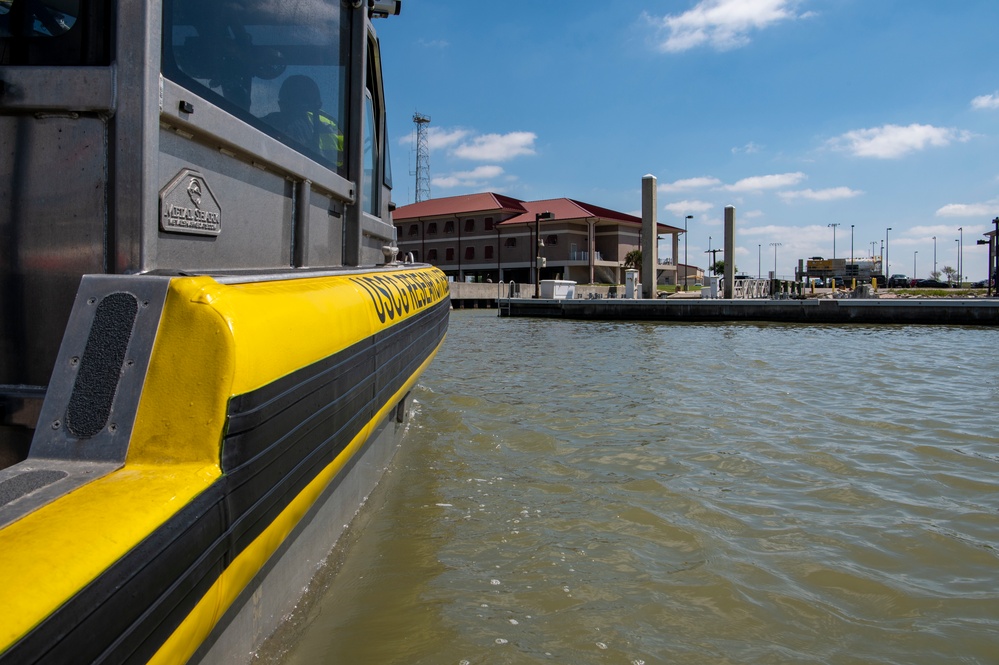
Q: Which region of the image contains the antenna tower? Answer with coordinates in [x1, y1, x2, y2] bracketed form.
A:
[412, 112, 431, 202]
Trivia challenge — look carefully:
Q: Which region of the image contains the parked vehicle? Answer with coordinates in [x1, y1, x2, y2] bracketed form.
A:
[915, 279, 951, 288]
[888, 274, 909, 288]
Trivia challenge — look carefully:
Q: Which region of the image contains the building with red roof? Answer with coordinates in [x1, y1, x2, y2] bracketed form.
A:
[393, 193, 687, 285]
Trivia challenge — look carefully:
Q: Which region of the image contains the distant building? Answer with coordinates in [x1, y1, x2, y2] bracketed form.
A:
[393, 193, 685, 285]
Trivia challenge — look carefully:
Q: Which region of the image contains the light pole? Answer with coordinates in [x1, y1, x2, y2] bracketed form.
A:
[870, 241, 877, 258]
[958, 227, 963, 285]
[885, 227, 892, 276]
[534, 211, 553, 298]
[955, 238, 959, 285]
[770, 242, 782, 280]
[683, 215, 692, 290]
[828, 223, 840, 259]
[990, 216, 999, 297]
[993, 217, 999, 296]
[758, 244, 761, 279]
[850, 224, 854, 265]
[913, 250, 918, 280]
[932, 236, 937, 276]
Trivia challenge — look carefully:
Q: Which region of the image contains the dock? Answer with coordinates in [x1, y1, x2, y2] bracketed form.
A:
[496, 296, 999, 326]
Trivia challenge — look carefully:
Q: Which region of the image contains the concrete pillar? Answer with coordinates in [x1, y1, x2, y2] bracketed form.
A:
[672, 232, 680, 285]
[587, 219, 596, 284]
[642, 174, 658, 298]
[724, 206, 735, 299]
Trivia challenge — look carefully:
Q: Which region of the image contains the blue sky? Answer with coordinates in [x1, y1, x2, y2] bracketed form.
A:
[376, 0, 999, 280]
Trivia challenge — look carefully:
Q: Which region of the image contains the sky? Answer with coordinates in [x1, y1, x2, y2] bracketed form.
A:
[374, 0, 999, 280]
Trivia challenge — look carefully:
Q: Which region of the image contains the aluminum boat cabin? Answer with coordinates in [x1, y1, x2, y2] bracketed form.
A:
[0, 0, 448, 661]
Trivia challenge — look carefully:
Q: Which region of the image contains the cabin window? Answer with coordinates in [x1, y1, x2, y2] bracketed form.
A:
[361, 89, 378, 214]
[163, 0, 351, 176]
[464, 219, 475, 233]
[0, 0, 111, 65]
[443, 221, 455, 234]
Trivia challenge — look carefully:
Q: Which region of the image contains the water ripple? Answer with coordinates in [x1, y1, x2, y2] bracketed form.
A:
[270, 312, 999, 665]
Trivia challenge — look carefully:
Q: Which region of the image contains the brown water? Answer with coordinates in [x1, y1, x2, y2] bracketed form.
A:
[262, 310, 999, 664]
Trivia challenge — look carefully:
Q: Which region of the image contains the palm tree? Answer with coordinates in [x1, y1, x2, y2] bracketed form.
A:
[624, 249, 642, 275]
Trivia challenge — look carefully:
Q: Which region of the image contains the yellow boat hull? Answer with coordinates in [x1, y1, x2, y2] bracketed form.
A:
[0, 265, 449, 663]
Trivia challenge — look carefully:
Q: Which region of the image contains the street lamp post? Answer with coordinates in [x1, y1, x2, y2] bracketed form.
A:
[850, 224, 854, 265]
[932, 236, 937, 276]
[534, 211, 553, 298]
[955, 238, 959, 285]
[989, 216, 999, 296]
[828, 223, 840, 259]
[885, 227, 892, 276]
[913, 250, 918, 280]
[770, 242, 782, 280]
[958, 227, 963, 286]
[993, 217, 999, 296]
[758, 244, 761, 279]
[684, 215, 692, 291]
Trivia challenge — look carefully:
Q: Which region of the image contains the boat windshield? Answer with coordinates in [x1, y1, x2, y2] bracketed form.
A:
[162, 0, 351, 176]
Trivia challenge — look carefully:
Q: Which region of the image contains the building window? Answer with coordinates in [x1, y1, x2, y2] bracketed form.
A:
[444, 220, 455, 234]
[546, 234, 558, 246]
[427, 249, 438, 261]
[410, 250, 419, 261]
[485, 245, 494, 259]
[485, 217, 494, 231]
[446, 248, 455, 261]
[408, 224, 418, 236]
[504, 237, 517, 248]
[465, 219, 475, 233]
[465, 246, 475, 260]
[427, 222, 438, 235]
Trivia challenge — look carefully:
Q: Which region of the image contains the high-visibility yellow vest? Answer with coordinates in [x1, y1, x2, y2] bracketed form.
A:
[312, 111, 343, 166]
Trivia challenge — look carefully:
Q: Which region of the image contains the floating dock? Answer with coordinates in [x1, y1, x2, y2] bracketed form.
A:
[497, 297, 999, 326]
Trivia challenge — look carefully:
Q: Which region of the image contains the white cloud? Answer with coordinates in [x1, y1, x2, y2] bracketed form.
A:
[664, 199, 715, 215]
[659, 177, 723, 192]
[971, 92, 999, 110]
[432, 165, 506, 189]
[398, 126, 470, 150]
[828, 124, 972, 159]
[417, 38, 449, 49]
[400, 128, 539, 162]
[648, 0, 809, 53]
[935, 202, 999, 218]
[726, 172, 806, 192]
[732, 141, 763, 154]
[452, 131, 537, 161]
[779, 186, 863, 202]
[428, 127, 471, 151]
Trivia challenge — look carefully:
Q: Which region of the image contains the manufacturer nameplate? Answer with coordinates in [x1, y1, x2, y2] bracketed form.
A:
[159, 169, 222, 236]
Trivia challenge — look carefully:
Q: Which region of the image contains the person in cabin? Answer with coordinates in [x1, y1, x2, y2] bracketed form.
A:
[264, 74, 343, 165]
